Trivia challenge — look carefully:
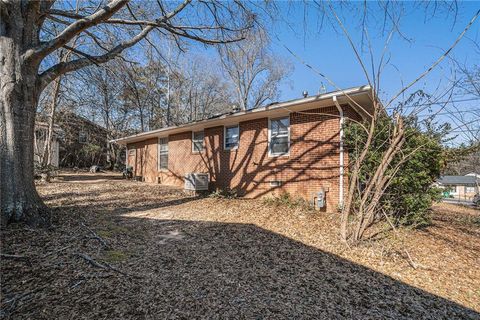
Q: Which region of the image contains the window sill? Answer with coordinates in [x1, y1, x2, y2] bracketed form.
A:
[268, 152, 290, 158]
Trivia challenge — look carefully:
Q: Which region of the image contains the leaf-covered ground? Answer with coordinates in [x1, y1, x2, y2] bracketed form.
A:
[1, 172, 479, 319]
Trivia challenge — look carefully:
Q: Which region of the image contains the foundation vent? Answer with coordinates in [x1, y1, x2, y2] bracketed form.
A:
[270, 180, 282, 187]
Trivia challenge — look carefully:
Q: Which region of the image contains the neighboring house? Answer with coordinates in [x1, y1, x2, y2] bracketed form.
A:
[56, 111, 109, 168]
[466, 172, 480, 179]
[113, 86, 374, 210]
[437, 174, 480, 200]
[34, 121, 62, 167]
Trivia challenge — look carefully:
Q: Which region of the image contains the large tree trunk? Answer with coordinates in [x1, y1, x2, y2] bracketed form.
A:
[0, 2, 49, 226]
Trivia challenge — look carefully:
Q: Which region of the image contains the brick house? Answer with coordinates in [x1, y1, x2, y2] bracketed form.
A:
[113, 86, 374, 210]
[56, 111, 109, 168]
[34, 121, 62, 167]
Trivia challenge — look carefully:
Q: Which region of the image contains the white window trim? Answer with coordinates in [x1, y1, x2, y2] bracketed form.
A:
[192, 130, 205, 153]
[79, 131, 88, 144]
[224, 125, 239, 150]
[158, 137, 169, 171]
[268, 116, 290, 157]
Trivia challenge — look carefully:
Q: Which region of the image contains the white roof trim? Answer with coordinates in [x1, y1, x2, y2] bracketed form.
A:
[112, 85, 372, 145]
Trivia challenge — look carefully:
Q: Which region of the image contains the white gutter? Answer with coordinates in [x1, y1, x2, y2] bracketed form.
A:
[333, 95, 344, 208]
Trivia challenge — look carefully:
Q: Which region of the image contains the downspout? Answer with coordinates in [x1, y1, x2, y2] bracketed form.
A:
[125, 146, 128, 168]
[333, 96, 344, 208]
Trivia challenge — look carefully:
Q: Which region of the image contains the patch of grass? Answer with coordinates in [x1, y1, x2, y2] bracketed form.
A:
[97, 230, 114, 238]
[97, 225, 132, 238]
[457, 214, 480, 227]
[263, 192, 312, 211]
[102, 250, 130, 263]
[472, 216, 480, 226]
[209, 188, 238, 199]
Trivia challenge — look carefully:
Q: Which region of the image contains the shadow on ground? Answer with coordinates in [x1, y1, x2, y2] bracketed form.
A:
[6, 216, 475, 319]
[77, 215, 476, 319]
[58, 173, 124, 182]
[2, 179, 478, 319]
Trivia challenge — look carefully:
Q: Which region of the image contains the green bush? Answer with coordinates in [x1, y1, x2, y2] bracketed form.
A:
[345, 116, 446, 227]
[209, 188, 238, 199]
[80, 143, 103, 167]
[263, 192, 312, 210]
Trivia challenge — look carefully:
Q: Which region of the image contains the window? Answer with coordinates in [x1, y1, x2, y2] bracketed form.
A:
[158, 137, 168, 170]
[79, 131, 88, 144]
[224, 125, 239, 150]
[466, 186, 475, 193]
[192, 131, 204, 152]
[269, 117, 290, 156]
[128, 149, 135, 155]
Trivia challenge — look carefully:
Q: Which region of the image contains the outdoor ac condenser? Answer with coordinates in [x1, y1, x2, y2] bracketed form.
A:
[184, 173, 209, 191]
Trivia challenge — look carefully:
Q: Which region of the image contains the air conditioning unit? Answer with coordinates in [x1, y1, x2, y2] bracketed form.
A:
[184, 173, 209, 191]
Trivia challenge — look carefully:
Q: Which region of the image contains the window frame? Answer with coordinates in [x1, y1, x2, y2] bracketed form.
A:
[158, 137, 169, 171]
[192, 130, 205, 153]
[268, 116, 290, 157]
[224, 124, 239, 150]
[78, 131, 88, 144]
[465, 186, 475, 193]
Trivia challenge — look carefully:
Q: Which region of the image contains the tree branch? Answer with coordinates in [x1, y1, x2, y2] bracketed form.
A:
[38, 25, 154, 90]
[27, 0, 128, 62]
[386, 9, 480, 108]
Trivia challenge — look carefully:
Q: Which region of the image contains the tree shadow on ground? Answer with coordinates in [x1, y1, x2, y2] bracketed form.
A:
[46, 214, 478, 319]
[58, 173, 124, 182]
[10, 180, 477, 319]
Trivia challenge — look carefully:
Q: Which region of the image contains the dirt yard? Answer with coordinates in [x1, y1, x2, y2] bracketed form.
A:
[1, 172, 479, 319]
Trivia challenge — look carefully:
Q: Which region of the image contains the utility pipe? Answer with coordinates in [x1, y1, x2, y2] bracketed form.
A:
[333, 95, 344, 208]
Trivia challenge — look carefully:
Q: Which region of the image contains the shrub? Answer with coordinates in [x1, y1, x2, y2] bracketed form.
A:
[80, 143, 103, 167]
[345, 116, 446, 227]
[209, 188, 238, 199]
[263, 192, 312, 210]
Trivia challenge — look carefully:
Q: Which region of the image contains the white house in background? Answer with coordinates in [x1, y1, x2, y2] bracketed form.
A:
[34, 122, 63, 167]
[437, 173, 480, 200]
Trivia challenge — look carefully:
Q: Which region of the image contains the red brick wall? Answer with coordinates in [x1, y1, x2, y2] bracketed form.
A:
[127, 138, 158, 183]
[127, 104, 359, 210]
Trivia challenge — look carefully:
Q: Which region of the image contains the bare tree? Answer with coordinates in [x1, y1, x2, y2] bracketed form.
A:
[452, 64, 480, 143]
[172, 55, 233, 123]
[39, 45, 79, 168]
[0, 0, 254, 225]
[442, 60, 480, 175]
[334, 6, 480, 242]
[119, 59, 167, 132]
[218, 28, 292, 110]
[77, 62, 131, 167]
[279, 2, 479, 243]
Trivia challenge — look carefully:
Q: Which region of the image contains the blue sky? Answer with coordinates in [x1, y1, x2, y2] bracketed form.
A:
[130, 1, 479, 113]
[63, 1, 478, 144]
[270, 1, 479, 101]
[263, 2, 479, 145]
